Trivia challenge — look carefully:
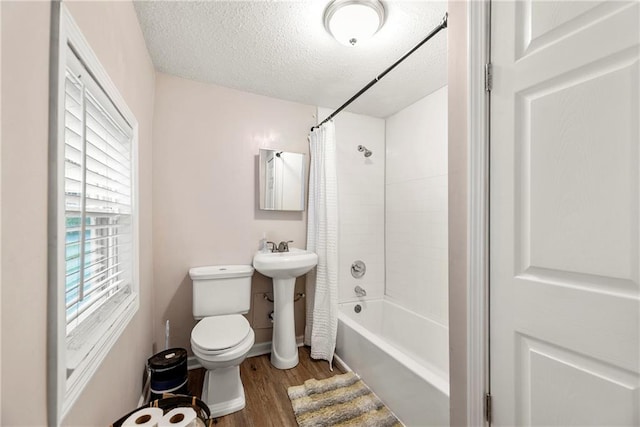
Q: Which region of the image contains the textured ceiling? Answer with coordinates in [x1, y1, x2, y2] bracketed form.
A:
[133, 0, 448, 118]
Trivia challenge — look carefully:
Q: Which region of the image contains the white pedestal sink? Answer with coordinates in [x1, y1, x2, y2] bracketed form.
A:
[253, 248, 318, 369]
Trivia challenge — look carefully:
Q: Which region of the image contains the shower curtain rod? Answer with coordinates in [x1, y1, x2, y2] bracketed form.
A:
[311, 12, 448, 132]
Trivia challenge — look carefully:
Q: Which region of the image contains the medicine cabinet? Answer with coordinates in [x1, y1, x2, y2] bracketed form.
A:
[258, 149, 306, 211]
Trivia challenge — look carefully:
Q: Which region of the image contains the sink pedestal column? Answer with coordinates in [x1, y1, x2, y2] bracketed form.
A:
[270, 277, 298, 369]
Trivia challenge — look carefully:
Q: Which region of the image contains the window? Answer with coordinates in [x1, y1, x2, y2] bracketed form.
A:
[49, 5, 139, 422]
[63, 49, 135, 366]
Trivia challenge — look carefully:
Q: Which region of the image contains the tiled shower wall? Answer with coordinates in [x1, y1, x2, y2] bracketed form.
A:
[385, 86, 449, 325]
[318, 108, 386, 303]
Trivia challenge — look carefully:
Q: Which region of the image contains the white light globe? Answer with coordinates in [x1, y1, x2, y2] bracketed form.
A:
[325, 0, 385, 47]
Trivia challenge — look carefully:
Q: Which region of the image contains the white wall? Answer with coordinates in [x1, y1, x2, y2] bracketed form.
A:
[153, 73, 315, 350]
[385, 86, 448, 325]
[1, 4, 50, 423]
[1, 1, 156, 425]
[319, 108, 386, 303]
[446, 2, 469, 424]
[0, 1, 3, 419]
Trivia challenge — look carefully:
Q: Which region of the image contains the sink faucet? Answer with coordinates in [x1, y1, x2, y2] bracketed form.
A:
[354, 285, 367, 297]
[277, 240, 293, 252]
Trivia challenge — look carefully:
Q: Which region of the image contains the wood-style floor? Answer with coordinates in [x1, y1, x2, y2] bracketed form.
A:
[188, 346, 343, 426]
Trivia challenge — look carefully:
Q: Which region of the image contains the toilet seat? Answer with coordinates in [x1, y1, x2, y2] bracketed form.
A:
[191, 331, 254, 360]
[191, 314, 252, 354]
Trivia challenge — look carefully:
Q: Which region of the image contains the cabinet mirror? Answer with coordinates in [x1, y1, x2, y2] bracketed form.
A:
[259, 149, 306, 211]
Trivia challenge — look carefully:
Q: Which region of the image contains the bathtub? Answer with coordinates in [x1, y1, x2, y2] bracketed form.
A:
[335, 299, 450, 426]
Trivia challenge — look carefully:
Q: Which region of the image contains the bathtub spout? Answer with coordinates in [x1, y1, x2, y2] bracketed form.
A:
[354, 285, 367, 297]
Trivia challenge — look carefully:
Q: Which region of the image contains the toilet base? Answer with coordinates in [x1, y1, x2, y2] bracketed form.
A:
[201, 366, 246, 418]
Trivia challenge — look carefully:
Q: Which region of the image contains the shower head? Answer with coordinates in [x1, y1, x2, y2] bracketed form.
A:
[357, 145, 372, 157]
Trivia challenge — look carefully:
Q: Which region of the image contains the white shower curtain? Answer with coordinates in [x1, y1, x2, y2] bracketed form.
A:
[305, 121, 339, 368]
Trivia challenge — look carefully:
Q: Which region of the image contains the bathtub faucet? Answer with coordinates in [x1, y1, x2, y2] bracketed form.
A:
[354, 285, 367, 297]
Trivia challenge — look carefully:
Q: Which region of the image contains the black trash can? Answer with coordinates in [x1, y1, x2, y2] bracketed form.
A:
[148, 348, 188, 400]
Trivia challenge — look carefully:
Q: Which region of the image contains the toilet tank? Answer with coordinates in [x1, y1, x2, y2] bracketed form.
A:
[189, 265, 254, 319]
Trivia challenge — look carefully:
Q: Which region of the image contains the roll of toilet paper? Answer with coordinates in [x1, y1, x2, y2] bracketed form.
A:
[122, 407, 164, 427]
[158, 407, 197, 427]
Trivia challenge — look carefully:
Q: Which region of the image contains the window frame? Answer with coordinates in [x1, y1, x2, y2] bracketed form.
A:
[48, 4, 140, 424]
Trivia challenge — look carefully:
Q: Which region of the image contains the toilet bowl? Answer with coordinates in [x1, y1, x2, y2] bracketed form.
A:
[191, 314, 255, 417]
[189, 265, 255, 418]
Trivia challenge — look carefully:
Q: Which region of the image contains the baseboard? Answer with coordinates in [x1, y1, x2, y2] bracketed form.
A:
[333, 353, 352, 373]
[137, 370, 150, 407]
[246, 341, 272, 359]
[187, 355, 202, 370]
[187, 335, 305, 370]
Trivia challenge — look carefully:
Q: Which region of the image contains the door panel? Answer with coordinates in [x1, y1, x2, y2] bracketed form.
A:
[490, 1, 640, 425]
[521, 336, 638, 426]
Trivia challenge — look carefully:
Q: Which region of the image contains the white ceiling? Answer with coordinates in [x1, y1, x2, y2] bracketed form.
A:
[133, 0, 448, 118]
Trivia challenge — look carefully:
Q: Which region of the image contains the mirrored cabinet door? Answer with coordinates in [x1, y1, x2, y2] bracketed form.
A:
[259, 149, 306, 211]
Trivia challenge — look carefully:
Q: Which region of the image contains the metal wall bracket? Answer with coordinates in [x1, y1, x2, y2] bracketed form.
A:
[263, 292, 305, 303]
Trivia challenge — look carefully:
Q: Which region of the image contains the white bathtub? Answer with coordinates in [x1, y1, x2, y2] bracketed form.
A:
[335, 299, 450, 426]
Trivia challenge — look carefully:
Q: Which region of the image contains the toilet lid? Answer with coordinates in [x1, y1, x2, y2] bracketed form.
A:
[191, 315, 251, 351]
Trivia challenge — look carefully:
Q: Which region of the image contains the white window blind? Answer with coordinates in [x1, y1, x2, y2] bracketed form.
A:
[63, 48, 134, 343]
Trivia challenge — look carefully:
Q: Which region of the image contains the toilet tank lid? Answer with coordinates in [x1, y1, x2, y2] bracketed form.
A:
[189, 265, 254, 280]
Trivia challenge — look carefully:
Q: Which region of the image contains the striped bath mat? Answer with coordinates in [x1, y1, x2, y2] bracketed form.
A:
[287, 372, 402, 427]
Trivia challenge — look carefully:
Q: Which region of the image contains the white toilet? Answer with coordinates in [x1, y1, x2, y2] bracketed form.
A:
[189, 265, 255, 418]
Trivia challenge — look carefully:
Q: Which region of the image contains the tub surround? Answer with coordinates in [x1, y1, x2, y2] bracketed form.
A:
[386, 86, 449, 325]
[322, 108, 386, 303]
[330, 88, 450, 426]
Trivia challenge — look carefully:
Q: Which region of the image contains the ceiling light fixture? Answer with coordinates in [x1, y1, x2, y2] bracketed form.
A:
[323, 0, 385, 47]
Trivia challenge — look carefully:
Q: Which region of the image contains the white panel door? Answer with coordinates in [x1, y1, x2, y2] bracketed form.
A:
[490, 1, 640, 425]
